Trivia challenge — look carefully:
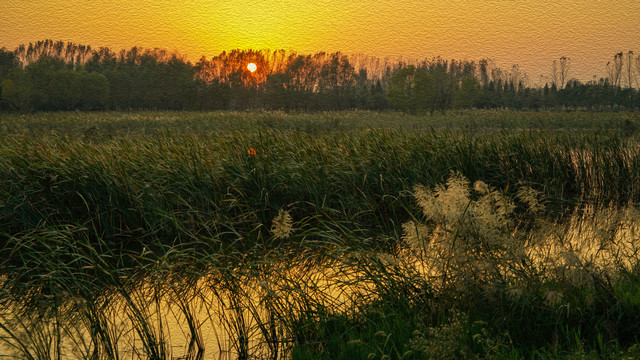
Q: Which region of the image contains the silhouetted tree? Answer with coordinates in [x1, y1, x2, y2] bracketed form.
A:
[387, 65, 418, 113]
[454, 76, 482, 108]
[3, 41, 640, 113]
[265, 73, 292, 111]
[626, 50, 634, 89]
[552, 56, 570, 89]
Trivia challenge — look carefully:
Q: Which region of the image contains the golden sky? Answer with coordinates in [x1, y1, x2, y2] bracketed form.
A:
[1, 0, 639, 82]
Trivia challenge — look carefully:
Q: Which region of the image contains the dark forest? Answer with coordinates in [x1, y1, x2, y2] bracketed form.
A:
[1, 40, 639, 112]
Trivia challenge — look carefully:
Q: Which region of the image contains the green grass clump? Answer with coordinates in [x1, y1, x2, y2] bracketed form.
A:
[1, 110, 640, 252]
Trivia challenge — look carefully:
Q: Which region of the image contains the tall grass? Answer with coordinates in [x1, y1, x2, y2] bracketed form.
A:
[1, 110, 640, 359]
[400, 172, 640, 358]
[1, 111, 640, 251]
[2, 201, 639, 359]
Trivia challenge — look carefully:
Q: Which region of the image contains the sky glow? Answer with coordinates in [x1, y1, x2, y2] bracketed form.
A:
[1, 0, 639, 82]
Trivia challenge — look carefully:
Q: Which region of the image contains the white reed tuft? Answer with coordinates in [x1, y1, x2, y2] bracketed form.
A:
[271, 209, 293, 239]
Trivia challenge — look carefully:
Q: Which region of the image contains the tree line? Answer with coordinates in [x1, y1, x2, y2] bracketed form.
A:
[1, 40, 639, 112]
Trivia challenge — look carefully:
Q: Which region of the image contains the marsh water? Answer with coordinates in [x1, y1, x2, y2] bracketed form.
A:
[0, 255, 379, 359]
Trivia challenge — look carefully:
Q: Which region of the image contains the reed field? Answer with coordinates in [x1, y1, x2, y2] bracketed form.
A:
[1, 110, 640, 359]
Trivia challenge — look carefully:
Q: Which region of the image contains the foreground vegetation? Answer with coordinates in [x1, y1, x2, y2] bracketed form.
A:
[1, 110, 640, 359]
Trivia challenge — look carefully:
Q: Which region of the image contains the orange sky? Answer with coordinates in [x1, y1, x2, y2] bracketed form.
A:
[1, 0, 639, 83]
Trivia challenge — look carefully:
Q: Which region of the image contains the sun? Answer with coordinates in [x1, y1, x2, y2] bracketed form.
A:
[247, 62, 257, 73]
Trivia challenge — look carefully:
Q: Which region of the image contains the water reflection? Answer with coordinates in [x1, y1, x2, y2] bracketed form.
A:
[0, 254, 384, 359]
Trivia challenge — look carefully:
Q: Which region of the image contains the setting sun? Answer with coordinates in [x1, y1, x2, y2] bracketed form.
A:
[247, 63, 257, 73]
